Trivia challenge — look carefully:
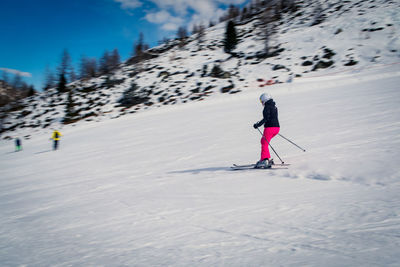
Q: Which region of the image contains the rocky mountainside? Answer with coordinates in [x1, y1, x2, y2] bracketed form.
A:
[1, 0, 399, 139]
[0, 80, 25, 107]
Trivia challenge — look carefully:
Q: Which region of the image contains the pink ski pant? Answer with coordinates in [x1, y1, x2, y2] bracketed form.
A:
[260, 127, 280, 160]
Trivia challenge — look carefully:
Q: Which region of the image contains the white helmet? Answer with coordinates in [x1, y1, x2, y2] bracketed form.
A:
[260, 93, 272, 104]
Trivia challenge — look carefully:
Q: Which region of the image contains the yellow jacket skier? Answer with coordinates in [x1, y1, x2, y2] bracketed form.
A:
[51, 130, 62, 150]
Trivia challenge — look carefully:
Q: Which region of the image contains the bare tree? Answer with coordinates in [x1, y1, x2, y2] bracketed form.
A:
[259, 8, 277, 55]
[177, 26, 187, 39]
[99, 49, 121, 75]
[196, 24, 206, 45]
[158, 37, 170, 45]
[311, 1, 325, 26]
[133, 33, 149, 59]
[192, 24, 199, 35]
[69, 65, 77, 82]
[110, 49, 121, 69]
[176, 26, 188, 47]
[240, 7, 249, 21]
[252, 0, 262, 10]
[1, 70, 9, 84]
[99, 50, 111, 75]
[227, 4, 240, 20]
[0, 113, 6, 137]
[11, 73, 23, 90]
[281, 0, 297, 12]
[80, 56, 97, 79]
[43, 65, 56, 91]
[58, 49, 72, 83]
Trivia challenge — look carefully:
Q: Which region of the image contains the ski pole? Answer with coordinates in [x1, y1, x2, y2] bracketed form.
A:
[278, 133, 306, 152]
[257, 128, 284, 164]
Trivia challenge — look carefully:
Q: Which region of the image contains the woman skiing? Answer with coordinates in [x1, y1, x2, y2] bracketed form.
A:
[253, 93, 280, 168]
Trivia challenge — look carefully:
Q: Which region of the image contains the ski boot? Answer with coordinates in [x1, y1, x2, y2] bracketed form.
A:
[255, 158, 271, 169]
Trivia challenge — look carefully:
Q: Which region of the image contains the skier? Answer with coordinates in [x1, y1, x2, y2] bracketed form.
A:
[15, 137, 22, 152]
[51, 130, 62, 150]
[253, 93, 280, 168]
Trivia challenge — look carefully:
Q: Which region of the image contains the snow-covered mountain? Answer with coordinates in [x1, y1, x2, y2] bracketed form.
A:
[1, 43, 400, 267]
[1, 0, 399, 139]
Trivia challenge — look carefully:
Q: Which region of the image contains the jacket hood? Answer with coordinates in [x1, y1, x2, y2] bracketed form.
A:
[265, 99, 275, 106]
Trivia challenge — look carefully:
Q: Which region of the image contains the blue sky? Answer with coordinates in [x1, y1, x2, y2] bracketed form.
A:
[0, 0, 249, 91]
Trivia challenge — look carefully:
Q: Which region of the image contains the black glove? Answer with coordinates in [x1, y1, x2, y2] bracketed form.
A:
[253, 123, 259, 129]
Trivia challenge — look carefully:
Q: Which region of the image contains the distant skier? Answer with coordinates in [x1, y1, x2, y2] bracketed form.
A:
[253, 93, 280, 168]
[51, 130, 62, 150]
[15, 137, 22, 152]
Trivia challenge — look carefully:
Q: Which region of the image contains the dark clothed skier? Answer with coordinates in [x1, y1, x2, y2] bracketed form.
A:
[15, 138, 22, 152]
[51, 130, 62, 150]
[253, 93, 280, 168]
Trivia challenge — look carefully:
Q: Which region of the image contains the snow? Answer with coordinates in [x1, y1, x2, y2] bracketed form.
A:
[1, 63, 400, 266]
[1, 0, 400, 265]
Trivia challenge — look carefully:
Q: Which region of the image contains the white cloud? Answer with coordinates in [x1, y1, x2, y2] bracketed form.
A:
[148, 0, 247, 14]
[116, 0, 250, 32]
[0, 68, 32, 78]
[217, 0, 247, 4]
[145, 10, 172, 24]
[161, 22, 180, 31]
[114, 0, 142, 9]
[145, 10, 184, 31]
[148, 0, 218, 16]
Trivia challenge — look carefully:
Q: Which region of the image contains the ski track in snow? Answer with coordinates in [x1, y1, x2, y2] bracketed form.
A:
[1, 65, 400, 266]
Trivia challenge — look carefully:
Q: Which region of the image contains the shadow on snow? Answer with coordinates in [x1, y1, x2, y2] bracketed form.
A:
[169, 167, 230, 174]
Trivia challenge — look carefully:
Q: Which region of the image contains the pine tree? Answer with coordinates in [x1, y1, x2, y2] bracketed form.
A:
[27, 85, 36, 97]
[224, 20, 238, 53]
[210, 65, 224, 78]
[57, 73, 67, 93]
[63, 90, 79, 124]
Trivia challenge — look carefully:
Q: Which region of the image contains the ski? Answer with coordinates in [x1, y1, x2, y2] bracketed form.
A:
[233, 163, 290, 168]
[233, 163, 256, 168]
[231, 166, 288, 170]
[231, 163, 290, 171]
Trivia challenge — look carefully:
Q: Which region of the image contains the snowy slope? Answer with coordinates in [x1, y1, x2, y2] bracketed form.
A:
[1, 0, 399, 139]
[1, 63, 400, 266]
